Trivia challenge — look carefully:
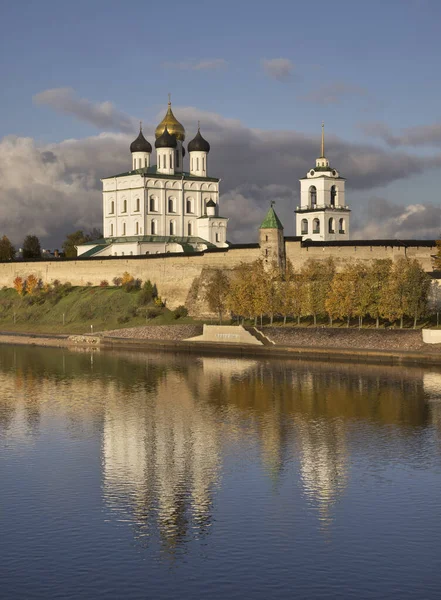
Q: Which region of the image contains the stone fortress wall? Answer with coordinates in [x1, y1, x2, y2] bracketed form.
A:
[0, 238, 436, 311]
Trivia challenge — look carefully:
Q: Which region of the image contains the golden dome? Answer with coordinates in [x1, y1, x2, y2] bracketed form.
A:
[155, 100, 185, 141]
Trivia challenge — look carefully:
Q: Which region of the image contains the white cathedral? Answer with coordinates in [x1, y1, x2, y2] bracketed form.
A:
[77, 100, 229, 257]
[77, 104, 351, 257]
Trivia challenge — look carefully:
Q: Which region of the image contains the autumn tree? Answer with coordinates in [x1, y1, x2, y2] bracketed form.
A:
[204, 269, 231, 324]
[325, 263, 360, 326]
[227, 262, 257, 323]
[379, 258, 408, 327]
[428, 280, 441, 326]
[301, 258, 335, 325]
[22, 235, 41, 259]
[26, 274, 39, 295]
[13, 276, 24, 296]
[402, 258, 431, 328]
[366, 259, 393, 328]
[0, 235, 15, 260]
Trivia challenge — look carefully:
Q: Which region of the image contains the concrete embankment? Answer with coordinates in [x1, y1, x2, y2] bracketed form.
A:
[2, 325, 441, 368]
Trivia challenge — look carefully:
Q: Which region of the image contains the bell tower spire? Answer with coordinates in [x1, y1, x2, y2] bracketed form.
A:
[320, 121, 325, 158]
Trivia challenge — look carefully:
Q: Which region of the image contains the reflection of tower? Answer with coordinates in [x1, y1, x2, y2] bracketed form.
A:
[296, 416, 347, 523]
[102, 368, 221, 554]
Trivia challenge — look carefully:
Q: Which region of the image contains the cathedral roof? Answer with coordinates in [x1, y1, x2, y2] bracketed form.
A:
[130, 129, 152, 153]
[155, 126, 177, 149]
[188, 128, 210, 153]
[260, 206, 284, 230]
[155, 100, 185, 141]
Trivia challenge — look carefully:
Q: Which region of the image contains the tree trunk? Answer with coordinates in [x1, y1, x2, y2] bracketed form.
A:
[283, 315, 287, 325]
[347, 316, 350, 328]
[329, 316, 333, 327]
[297, 315, 300, 326]
[360, 316, 363, 328]
[219, 311, 222, 325]
[376, 316, 379, 329]
[254, 315, 257, 326]
[270, 313, 273, 326]
[260, 314, 263, 327]
[437, 312, 439, 327]
[413, 315, 417, 329]
[400, 315, 403, 329]
[314, 314, 317, 326]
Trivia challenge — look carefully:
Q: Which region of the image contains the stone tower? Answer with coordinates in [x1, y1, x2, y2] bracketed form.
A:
[259, 205, 285, 270]
[295, 124, 350, 241]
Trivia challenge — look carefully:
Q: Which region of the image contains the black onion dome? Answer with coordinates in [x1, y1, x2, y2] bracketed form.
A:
[130, 130, 152, 153]
[206, 199, 216, 207]
[155, 126, 177, 149]
[188, 129, 210, 153]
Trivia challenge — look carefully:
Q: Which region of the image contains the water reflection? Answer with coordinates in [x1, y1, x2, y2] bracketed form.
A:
[1, 346, 441, 555]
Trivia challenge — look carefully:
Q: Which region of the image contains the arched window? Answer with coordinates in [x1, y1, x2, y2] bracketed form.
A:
[122, 222, 126, 235]
[301, 219, 308, 235]
[168, 198, 175, 213]
[215, 233, 220, 242]
[309, 186, 317, 207]
[135, 222, 139, 235]
[110, 223, 114, 236]
[176, 150, 179, 168]
[187, 222, 192, 236]
[328, 218, 335, 234]
[339, 218, 345, 233]
[204, 199, 209, 214]
[123, 199, 127, 213]
[149, 196, 157, 212]
[151, 220, 156, 235]
[186, 198, 193, 214]
[169, 221, 175, 235]
[197, 157, 199, 171]
[203, 157, 205, 172]
[330, 185, 337, 207]
[135, 198, 140, 212]
[145, 158, 147, 168]
[265, 235, 268, 242]
[110, 201, 115, 214]
[313, 218, 320, 234]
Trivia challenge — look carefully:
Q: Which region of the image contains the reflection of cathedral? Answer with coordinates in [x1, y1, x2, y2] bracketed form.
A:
[102, 368, 221, 552]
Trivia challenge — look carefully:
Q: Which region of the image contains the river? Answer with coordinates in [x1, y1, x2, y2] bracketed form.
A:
[1, 345, 441, 599]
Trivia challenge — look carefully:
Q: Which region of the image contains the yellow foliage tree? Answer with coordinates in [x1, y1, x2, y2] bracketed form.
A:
[26, 274, 39, 295]
[13, 276, 24, 296]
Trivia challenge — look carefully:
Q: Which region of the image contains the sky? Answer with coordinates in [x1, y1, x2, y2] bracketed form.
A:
[1, 0, 441, 247]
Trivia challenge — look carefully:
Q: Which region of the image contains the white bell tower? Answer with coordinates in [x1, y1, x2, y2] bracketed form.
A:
[295, 124, 350, 241]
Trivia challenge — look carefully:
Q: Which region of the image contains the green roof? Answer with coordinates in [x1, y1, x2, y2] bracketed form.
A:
[260, 207, 284, 230]
[102, 166, 219, 183]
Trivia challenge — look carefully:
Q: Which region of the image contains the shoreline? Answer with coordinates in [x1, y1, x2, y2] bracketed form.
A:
[2, 331, 441, 368]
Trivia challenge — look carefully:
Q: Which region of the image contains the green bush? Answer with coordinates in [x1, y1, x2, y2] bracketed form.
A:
[145, 306, 161, 319]
[173, 305, 188, 319]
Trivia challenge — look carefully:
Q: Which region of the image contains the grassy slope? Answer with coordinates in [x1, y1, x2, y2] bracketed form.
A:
[0, 287, 197, 334]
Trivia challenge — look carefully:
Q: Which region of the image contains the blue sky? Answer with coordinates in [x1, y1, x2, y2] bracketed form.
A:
[1, 0, 441, 244]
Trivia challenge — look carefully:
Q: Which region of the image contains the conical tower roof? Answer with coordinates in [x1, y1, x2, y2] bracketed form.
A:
[155, 98, 185, 141]
[260, 206, 284, 230]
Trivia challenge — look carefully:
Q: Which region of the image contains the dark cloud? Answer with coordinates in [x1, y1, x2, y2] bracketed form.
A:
[360, 121, 441, 147]
[2, 106, 441, 247]
[300, 82, 368, 105]
[33, 88, 136, 133]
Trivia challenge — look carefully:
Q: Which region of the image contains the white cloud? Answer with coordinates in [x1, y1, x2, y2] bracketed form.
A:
[261, 58, 294, 81]
[162, 59, 227, 71]
[33, 88, 136, 133]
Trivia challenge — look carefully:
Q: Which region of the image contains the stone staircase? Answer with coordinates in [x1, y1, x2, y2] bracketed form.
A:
[244, 327, 276, 346]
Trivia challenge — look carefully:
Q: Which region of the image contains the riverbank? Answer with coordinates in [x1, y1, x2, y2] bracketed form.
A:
[2, 325, 441, 368]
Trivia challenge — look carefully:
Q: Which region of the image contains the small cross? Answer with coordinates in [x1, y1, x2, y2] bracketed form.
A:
[139, 120, 142, 132]
[271, 200, 276, 207]
[168, 92, 171, 104]
[198, 120, 200, 131]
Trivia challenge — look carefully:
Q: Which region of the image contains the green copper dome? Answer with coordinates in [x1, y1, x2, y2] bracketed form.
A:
[260, 206, 283, 230]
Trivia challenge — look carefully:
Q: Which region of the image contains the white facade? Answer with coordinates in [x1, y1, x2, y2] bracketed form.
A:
[77, 103, 228, 257]
[295, 125, 351, 241]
